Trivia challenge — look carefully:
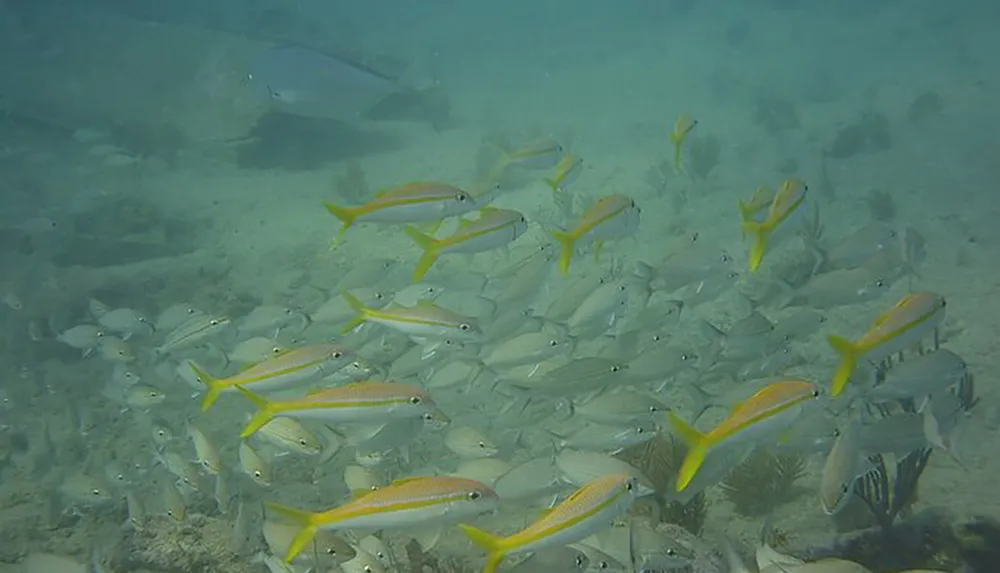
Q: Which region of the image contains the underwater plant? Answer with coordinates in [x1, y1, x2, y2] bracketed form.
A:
[617, 436, 707, 535]
[720, 450, 806, 517]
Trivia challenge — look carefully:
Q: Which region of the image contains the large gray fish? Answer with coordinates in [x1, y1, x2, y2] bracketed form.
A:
[246, 44, 404, 124]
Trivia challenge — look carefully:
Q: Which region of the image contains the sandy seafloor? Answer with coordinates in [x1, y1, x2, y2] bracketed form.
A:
[2, 1, 1000, 572]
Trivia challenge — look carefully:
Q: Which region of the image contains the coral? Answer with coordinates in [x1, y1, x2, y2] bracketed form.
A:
[333, 160, 369, 203]
[826, 112, 892, 159]
[907, 91, 944, 125]
[617, 436, 708, 535]
[688, 135, 721, 181]
[865, 189, 896, 222]
[720, 450, 805, 517]
[112, 514, 259, 573]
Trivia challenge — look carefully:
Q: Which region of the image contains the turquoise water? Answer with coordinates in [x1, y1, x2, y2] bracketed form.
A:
[0, 1, 997, 572]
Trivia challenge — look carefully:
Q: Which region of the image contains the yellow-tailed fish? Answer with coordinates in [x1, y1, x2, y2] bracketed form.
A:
[267, 476, 499, 563]
[827, 291, 947, 397]
[235, 381, 448, 438]
[551, 194, 641, 275]
[501, 136, 564, 170]
[544, 154, 584, 192]
[192, 343, 353, 411]
[341, 291, 482, 342]
[459, 474, 642, 573]
[741, 178, 808, 273]
[669, 379, 822, 491]
[670, 114, 697, 169]
[325, 182, 478, 236]
[737, 186, 776, 236]
[404, 208, 528, 282]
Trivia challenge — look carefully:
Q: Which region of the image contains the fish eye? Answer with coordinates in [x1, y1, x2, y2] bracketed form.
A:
[625, 481, 634, 491]
[468, 491, 482, 500]
[841, 483, 850, 493]
[209, 319, 220, 326]
[720, 253, 732, 263]
[649, 406, 659, 413]
[811, 390, 821, 398]
[332, 351, 344, 359]
[253, 471, 262, 478]
[410, 396, 422, 404]
[940, 298, 947, 307]
[598, 561, 609, 569]
[875, 279, 885, 288]
[91, 489, 101, 496]
[635, 427, 645, 434]
[299, 439, 308, 446]
[610, 365, 620, 373]
[548, 339, 559, 347]
[666, 548, 677, 556]
[680, 353, 691, 361]
[652, 334, 662, 342]
[363, 566, 373, 573]
[478, 441, 486, 448]
[575, 556, 585, 567]
[456, 193, 468, 202]
[459, 323, 471, 331]
[326, 548, 337, 556]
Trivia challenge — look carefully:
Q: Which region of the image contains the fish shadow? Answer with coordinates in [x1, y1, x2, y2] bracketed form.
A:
[236, 112, 404, 170]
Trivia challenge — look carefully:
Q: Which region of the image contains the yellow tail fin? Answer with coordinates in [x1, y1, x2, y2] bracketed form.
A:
[827, 335, 859, 397]
[543, 177, 559, 191]
[189, 361, 224, 411]
[551, 230, 576, 275]
[340, 291, 369, 335]
[324, 202, 358, 236]
[235, 386, 275, 438]
[266, 502, 320, 564]
[404, 226, 441, 283]
[669, 412, 709, 492]
[459, 523, 507, 573]
[741, 220, 769, 273]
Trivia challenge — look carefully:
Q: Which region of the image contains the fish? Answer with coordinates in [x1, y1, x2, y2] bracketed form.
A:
[256, 417, 323, 456]
[246, 44, 402, 124]
[341, 291, 482, 344]
[670, 114, 697, 169]
[738, 186, 777, 230]
[192, 343, 353, 411]
[186, 422, 222, 475]
[404, 208, 528, 282]
[670, 379, 822, 491]
[235, 381, 448, 438]
[267, 476, 499, 563]
[239, 441, 273, 488]
[156, 314, 231, 356]
[459, 474, 643, 573]
[742, 178, 808, 273]
[544, 154, 584, 192]
[866, 349, 967, 405]
[98, 308, 154, 339]
[228, 337, 287, 365]
[325, 182, 478, 236]
[444, 426, 499, 459]
[262, 520, 356, 565]
[501, 136, 565, 170]
[819, 421, 864, 515]
[551, 195, 641, 275]
[827, 292, 947, 397]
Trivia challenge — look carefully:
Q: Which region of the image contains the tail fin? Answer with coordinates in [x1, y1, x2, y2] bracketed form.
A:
[340, 291, 369, 335]
[741, 220, 769, 273]
[459, 523, 508, 573]
[827, 335, 859, 397]
[737, 200, 755, 239]
[265, 502, 319, 564]
[669, 412, 709, 492]
[404, 226, 441, 283]
[551, 230, 576, 275]
[235, 386, 276, 438]
[543, 177, 560, 192]
[189, 362, 224, 411]
[324, 202, 358, 235]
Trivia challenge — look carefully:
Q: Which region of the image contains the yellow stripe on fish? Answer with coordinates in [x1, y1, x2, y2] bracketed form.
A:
[234, 381, 447, 438]
[827, 291, 947, 397]
[741, 178, 808, 273]
[404, 208, 528, 282]
[193, 343, 352, 411]
[325, 182, 478, 236]
[459, 474, 641, 573]
[551, 194, 641, 275]
[544, 154, 584, 192]
[670, 379, 821, 491]
[341, 291, 481, 340]
[670, 113, 697, 169]
[268, 476, 499, 563]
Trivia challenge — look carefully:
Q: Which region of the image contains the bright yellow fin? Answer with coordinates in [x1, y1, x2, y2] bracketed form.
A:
[827, 335, 859, 397]
[324, 202, 357, 236]
[669, 412, 709, 492]
[340, 291, 369, 335]
[551, 230, 576, 275]
[189, 362, 223, 411]
[742, 220, 769, 273]
[265, 502, 320, 564]
[235, 386, 276, 439]
[459, 523, 508, 573]
[404, 226, 441, 282]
